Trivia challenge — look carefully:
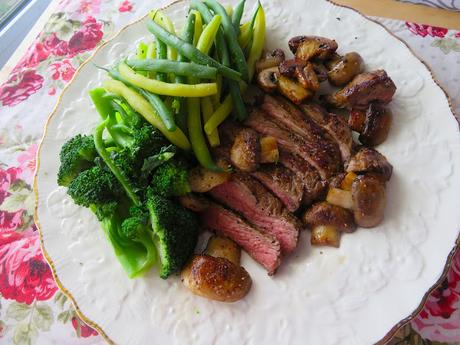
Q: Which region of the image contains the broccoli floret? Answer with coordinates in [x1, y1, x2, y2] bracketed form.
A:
[146, 192, 199, 279]
[67, 166, 122, 220]
[57, 134, 97, 186]
[131, 124, 169, 162]
[149, 159, 190, 197]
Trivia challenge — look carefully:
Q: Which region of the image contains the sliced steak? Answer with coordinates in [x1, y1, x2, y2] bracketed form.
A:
[251, 165, 304, 212]
[246, 109, 337, 179]
[278, 149, 327, 206]
[326, 70, 396, 109]
[209, 174, 301, 253]
[261, 95, 341, 173]
[299, 103, 353, 162]
[201, 203, 282, 274]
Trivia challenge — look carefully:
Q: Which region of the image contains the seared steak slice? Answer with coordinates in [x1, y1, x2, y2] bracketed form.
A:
[346, 147, 393, 181]
[278, 149, 327, 206]
[326, 70, 396, 109]
[261, 95, 341, 169]
[251, 165, 303, 212]
[246, 109, 337, 179]
[300, 103, 353, 162]
[210, 174, 301, 253]
[201, 203, 282, 274]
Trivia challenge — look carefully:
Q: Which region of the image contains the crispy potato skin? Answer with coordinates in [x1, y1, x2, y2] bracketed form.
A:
[352, 174, 386, 228]
[181, 255, 252, 303]
[206, 236, 241, 265]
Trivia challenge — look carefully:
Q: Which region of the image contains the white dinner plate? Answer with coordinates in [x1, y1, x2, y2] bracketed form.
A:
[34, 0, 460, 344]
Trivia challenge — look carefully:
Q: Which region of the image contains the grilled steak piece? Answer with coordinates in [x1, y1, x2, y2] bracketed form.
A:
[251, 165, 304, 212]
[278, 149, 327, 206]
[210, 174, 301, 253]
[201, 203, 282, 274]
[300, 103, 353, 162]
[261, 95, 341, 168]
[346, 147, 393, 181]
[246, 109, 338, 179]
[325, 70, 396, 109]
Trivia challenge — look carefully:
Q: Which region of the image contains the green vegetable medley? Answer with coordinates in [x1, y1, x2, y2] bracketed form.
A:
[57, 0, 266, 279]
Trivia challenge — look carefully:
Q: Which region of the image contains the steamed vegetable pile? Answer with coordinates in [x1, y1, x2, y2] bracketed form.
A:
[57, 0, 266, 279]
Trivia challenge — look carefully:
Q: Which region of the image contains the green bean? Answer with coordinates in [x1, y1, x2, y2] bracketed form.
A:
[187, 97, 222, 172]
[106, 66, 177, 131]
[190, 10, 203, 47]
[136, 42, 148, 76]
[155, 38, 167, 82]
[232, 0, 246, 34]
[203, 0, 249, 81]
[201, 97, 220, 147]
[175, 13, 196, 134]
[247, 4, 265, 80]
[146, 42, 157, 78]
[229, 80, 247, 121]
[204, 95, 233, 135]
[147, 20, 240, 81]
[149, 10, 178, 60]
[103, 79, 190, 150]
[190, 0, 230, 66]
[196, 15, 221, 55]
[126, 59, 217, 79]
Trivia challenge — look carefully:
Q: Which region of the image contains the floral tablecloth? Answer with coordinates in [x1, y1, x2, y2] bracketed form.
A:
[0, 1, 459, 344]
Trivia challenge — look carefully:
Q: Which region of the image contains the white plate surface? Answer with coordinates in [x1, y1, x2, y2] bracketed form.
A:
[35, 0, 460, 344]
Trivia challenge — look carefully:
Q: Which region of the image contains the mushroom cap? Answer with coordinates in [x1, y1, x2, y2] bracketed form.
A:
[352, 174, 386, 228]
[303, 201, 356, 233]
[181, 255, 252, 303]
[346, 147, 393, 181]
[256, 66, 280, 93]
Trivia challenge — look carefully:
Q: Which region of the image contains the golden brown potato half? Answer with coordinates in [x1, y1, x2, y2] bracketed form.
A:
[260, 136, 279, 163]
[311, 225, 340, 247]
[352, 174, 386, 228]
[289, 36, 338, 61]
[181, 255, 252, 302]
[188, 166, 231, 193]
[277, 75, 313, 104]
[205, 235, 241, 265]
[327, 52, 364, 86]
[359, 103, 393, 146]
[256, 67, 280, 93]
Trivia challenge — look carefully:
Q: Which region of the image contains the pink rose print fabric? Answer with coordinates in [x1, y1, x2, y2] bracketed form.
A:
[0, 0, 459, 344]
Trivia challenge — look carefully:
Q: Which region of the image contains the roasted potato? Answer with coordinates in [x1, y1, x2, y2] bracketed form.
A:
[230, 127, 260, 172]
[260, 136, 279, 163]
[256, 49, 285, 73]
[327, 52, 364, 86]
[352, 174, 386, 228]
[326, 188, 353, 209]
[188, 166, 231, 193]
[181, 255, 252, 302]
[359, 103, 393, 146]
[205, 235, 241, 265]
[303, 201, 356, 233]
[310, 225, 340, 247]
[257, 67, 280, 93]
[289, 36, 338, 61]
[277, 75, 313, 104]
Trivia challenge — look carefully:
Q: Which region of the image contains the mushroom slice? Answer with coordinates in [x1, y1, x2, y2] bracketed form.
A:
[277, 75, 313, 104]
[256, 49, 286, 73]
[303, 201, 356, 233]
[327, 52, 364, 86]
[348, 109, 367, 133]
[298, 63, 320, 91]
[346, 147, 393, 181]
[181, 255, 252, 302]
[279, 58, 306, 77]
[230, 127, 260, 172]
[359, 103, 393, 146]
[288, 36, 338, 61]
[352, 174, 386, 228]
[311, 62, 328, 82]
[256, 67, 280, 93]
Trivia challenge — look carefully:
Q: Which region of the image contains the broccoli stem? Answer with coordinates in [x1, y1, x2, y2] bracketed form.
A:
[94, 119, 141, 206]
